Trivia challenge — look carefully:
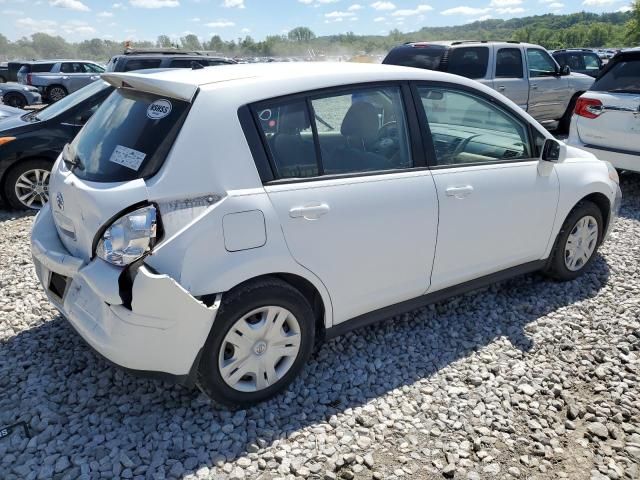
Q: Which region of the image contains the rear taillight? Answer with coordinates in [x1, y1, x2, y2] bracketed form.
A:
[574, 97, 603, 119]
[26, 73, 32, 85]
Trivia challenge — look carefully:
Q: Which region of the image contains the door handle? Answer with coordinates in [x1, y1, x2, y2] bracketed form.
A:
[445, 185, 474, 198]
[498, 85, 506, 91]
[531, 83, 538, 90]
[289, 203, 330, 220]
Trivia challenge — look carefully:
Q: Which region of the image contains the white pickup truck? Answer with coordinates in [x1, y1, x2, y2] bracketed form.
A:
[384, 40, 595, 131]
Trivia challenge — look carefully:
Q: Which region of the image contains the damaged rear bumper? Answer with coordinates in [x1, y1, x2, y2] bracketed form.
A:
[30, 204, 220, 383]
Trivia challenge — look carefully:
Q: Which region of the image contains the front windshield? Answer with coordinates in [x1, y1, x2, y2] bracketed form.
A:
[30, 80, 110, 122]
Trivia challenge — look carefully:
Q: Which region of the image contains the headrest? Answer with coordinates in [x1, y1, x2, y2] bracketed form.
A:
[278, 103, 311, 134]
[340, 101, 379, 142]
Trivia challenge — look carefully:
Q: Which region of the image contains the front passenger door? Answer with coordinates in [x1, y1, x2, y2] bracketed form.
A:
[526, 48, 569, 124]
[414, 84, 559, 292]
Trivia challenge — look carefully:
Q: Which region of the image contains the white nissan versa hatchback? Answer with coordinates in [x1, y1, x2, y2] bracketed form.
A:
[31, 63, 621, 407]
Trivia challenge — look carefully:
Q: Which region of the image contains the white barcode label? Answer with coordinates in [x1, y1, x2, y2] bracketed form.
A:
[108, 145, 146, 171]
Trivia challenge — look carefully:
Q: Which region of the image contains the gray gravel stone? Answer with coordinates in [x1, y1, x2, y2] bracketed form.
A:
[1, 174, 639, 480]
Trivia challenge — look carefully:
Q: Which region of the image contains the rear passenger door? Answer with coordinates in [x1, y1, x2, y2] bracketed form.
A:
[492, 46, 529, 110]
[253, 84, 439, 324]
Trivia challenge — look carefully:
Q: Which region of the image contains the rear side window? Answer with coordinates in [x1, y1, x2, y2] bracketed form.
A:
[382, 45, 445, 70]
[169, 59, 204, 68]
[31, 63, 54, 73]
[592, 59, 640, 93]
[253, 86, 413, 179]
[447, 47, 489, 79]
[67, 89, 190, 182]
[122, 59, 162, 72]
[496, 48, 523, 78]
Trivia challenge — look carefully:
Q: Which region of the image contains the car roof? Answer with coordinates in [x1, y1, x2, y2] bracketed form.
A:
[25, 59, 97, 64]
[102, 61, 506, 103]
[402, 40, 543, 49]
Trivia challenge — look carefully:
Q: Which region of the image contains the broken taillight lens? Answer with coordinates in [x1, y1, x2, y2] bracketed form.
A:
[574, 97, 603, 119]
[96, 205, 157, 266]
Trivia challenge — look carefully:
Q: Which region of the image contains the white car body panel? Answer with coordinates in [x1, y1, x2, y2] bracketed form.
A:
[429, 160, 559, 291]
[567, 91, 640, 172]
[30, 63, 620, 378]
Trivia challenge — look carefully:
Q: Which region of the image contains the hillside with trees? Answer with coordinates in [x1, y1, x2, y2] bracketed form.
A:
[0, 8, 637, 62]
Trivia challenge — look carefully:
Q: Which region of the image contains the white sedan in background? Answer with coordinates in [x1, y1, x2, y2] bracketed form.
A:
[31, 63, 621, 407]
[568, 49, 640, 172]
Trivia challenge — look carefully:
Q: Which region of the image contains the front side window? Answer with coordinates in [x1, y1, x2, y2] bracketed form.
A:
[447, 47, 489, 79]
[417, 86, 531, 166]
[254, 86, 413, 179]
[496, 48, 524, 78]
[527, 49, 557, 77]
[583, 54, 601, 71]
[84, 63, 106, 73]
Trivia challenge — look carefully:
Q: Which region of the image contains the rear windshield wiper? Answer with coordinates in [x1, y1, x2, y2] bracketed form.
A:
[62, 144, 84, 171]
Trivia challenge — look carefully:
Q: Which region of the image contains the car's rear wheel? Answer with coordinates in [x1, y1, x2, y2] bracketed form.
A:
[3, 159, 52, 210]
[2, 92, 27, 109]
[197, 278, 315, 408]
[47, 85, 67, 102]
[545, 200, 603, 280]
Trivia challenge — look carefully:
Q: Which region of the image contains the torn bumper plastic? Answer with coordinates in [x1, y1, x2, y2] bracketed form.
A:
[31, 204, 220, 380]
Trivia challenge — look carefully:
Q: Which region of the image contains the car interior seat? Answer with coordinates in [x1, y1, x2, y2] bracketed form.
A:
[323, 101, 389, 174]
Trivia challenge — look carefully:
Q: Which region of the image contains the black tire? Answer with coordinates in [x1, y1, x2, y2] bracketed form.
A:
[545, 200, 603, 281]
[2, 92, 27, 109]
[558, 94, 581, 134]
[47, 85, 67, 103]
[3, 159, 53, 210]
[197, 277, 316, 408]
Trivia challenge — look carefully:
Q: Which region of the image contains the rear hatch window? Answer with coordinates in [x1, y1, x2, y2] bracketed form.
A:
[591, 58, 640, 93]
[65, 88, 190, 182]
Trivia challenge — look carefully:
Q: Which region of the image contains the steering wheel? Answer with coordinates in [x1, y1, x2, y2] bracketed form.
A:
[448, 134, 481, 163]
[373, 121, 400, 159]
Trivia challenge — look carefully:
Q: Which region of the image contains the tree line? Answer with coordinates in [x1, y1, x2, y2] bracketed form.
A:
[0, 8, 638, 63]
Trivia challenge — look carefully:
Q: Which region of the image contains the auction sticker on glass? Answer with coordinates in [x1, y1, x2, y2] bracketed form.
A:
[108, 145, 146, 171]
[147, 99, 172, 120]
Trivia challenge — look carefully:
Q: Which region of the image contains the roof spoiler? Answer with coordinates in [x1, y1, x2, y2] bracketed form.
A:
[101, 72, 198, 102]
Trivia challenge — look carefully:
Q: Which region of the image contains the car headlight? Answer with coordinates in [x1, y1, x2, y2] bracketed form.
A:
[96, 205, 158, 266]
[606, 162, 619, 184]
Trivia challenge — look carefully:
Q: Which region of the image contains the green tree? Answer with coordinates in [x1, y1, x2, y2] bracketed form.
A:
[288, 27, 315, 42]
[156, 35, 172, 48]
[626, 0, 640, 44]
[180, 34, 202, 51]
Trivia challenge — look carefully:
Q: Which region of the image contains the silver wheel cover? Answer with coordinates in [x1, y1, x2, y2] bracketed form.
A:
[50, 87, 65, 101]
[564, 215, 598, 272]
[218, 306, 302, 393]
[14, 168, 50, 210]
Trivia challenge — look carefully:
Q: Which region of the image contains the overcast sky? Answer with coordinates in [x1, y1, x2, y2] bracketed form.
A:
[0, 0, 634, 43]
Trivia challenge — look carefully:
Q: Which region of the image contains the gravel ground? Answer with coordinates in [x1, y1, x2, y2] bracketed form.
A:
[0, 174, 639, 480]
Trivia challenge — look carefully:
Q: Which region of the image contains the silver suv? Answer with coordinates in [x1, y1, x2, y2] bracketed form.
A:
[383, 40, 594, 131]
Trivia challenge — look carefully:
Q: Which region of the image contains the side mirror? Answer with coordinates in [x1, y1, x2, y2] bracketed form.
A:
[541, 138, 561, 162]
[560, 65, 571, 76]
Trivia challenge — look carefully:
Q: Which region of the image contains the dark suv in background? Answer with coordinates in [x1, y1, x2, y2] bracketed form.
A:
[106, 48, 235, 72]
[551, 49, 603, 78]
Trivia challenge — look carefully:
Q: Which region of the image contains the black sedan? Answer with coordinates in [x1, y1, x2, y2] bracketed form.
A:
[0, 80, 112, 209]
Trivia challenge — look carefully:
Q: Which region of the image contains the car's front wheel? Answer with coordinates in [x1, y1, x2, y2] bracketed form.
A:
[3, 159, 52, 210]
[197, 278, 315, 408]
[2, 92, 27, 109]
[545, 200, 603, 280]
